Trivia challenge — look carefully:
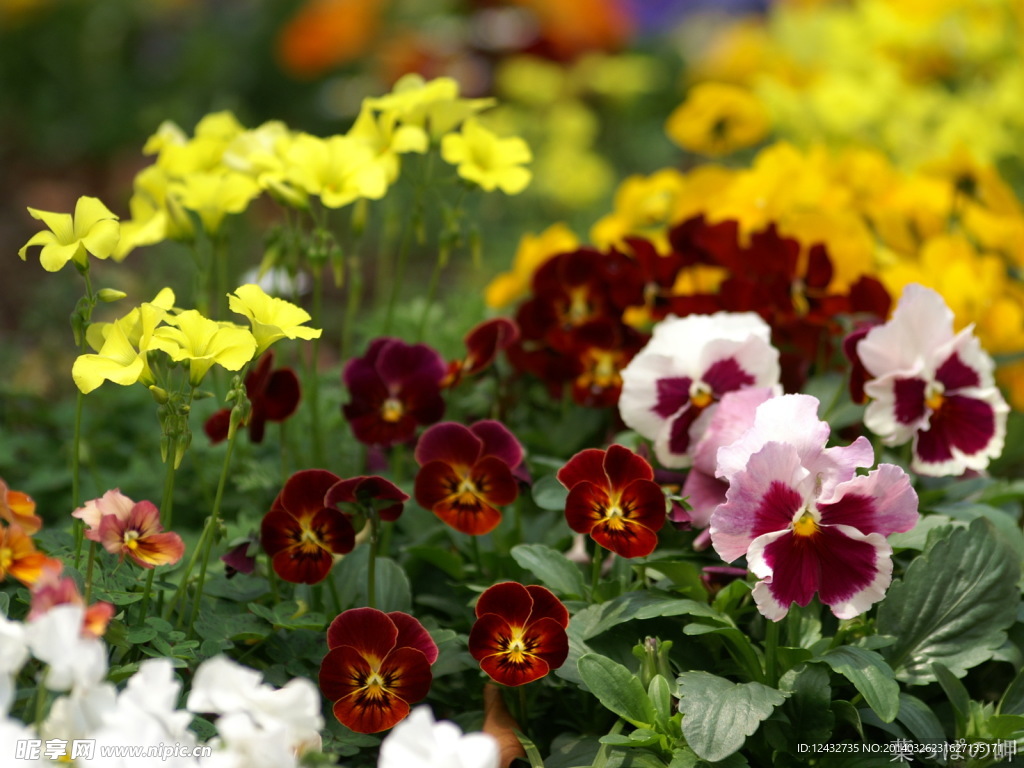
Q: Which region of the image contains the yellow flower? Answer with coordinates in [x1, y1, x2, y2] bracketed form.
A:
[485, 223, 579, 309]
[367, 73, 496, 139]
[150, 310, 257, 386]
[285, 133, 388, 208]
[168, 170, 262, 235]
[346, 104, 429, 184]
[441, 119, 532, 194]
[227, 283, 322, 356]
[665, 82, 770, 157]
[73, 289, 175, 394]
[19, 196, 120, 272]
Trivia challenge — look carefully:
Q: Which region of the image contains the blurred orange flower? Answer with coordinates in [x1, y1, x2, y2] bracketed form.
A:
[277, 0, 388, 79]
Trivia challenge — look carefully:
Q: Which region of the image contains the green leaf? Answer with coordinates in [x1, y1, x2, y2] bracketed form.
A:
[585, 591, 730, 641]
[779, 663, 834, 746]
[877, 518, 1021, 684]
[895, 693, 946, 746]
[831, 701, 865, 741]
[649, 675, 673, 731]
[999, 667, 1024, 716]
[125, 626, 158, 644]
[684, 624, 765, 684]
[676, 671, 787, 762]
[931, 662, 970, 736]
[578, 653, 656, 728]
[511, 543, 587, 598]
[332, 548, 412, 613]
[816, 647, 899, 723]
[405, 545, 465, 580]
[532, 473, 569, 511]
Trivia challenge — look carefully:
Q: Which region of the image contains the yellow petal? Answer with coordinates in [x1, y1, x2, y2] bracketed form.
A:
[18, 230, 55, 260]
[73, 196, 118, 234]
[38, 241, 82, 272]
[27, 208, 74, 243]
[81, 219, 121, 260]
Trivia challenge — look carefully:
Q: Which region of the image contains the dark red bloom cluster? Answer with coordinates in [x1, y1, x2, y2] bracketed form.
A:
[205, 351, 301, 444]
[508, 247, 648, 407]
[342, 338, 447, 447]
[442, 317, 520, 388]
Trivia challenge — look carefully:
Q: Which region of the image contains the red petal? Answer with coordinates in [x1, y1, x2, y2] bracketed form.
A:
[271, 546, 334, 584]
[557, 448, 608, 491]
[326, 607, 399, 657]
[462, 317, 519, 375]
[310, 507, 356, 555]
[620, 478, 667, 533]
[129, 531, 185, 568]
[431, 494, 503, 536]
[470, 420, 524, 469]
[471, 457, 519, 507]
[563, 482, 610, 534]
[603, 444, 653, 493]
[389, 612, 439, 664]
[525, 585, 569, 628]
[204, 409, 231, 444]
[263, 368, 301, 421]
[590, 518, 660, 558]
[414, 461, 463, 510]
[377, 646, 433, 707]
[261, 508, 302, 557]
[474, 582, 534, 623]
[278, 469, 342, 519]
[479, 652, 550, 687]
[414, 422, 482, 468]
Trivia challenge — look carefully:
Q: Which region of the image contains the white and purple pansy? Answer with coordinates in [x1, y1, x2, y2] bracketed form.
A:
[855, 284, 1009, 477]
[618, 312, 781, 469]
[709, 395, 919, 621]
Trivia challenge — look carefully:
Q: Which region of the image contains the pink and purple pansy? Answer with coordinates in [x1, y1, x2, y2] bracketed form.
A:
[853, 283, 1009, 477]
[618, 312, 780, 469]
[342, 337, 447, 447]
[709, 394, 919, 621]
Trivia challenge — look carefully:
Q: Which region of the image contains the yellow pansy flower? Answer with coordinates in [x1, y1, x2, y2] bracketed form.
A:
[440, 119, 532, 195]
[227, 283, 322, 356]
[485, 223, 579, 309]
[285, 133, 388, 208]
[150, 310, 257, 386]
[591, 168, 699, 252]
[665, 82, 770, 157]
[19, 196, 120, 272]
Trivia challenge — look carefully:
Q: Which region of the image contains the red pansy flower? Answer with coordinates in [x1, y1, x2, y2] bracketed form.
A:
[342, 338, 447, 447]
[325, 475, 409, 521]
[319, 607, 438, 733]
[443, 317, 520, 388]
[205, 350, 301, 444]
[468, 582, 569, 687]
[414, 421, 523, 536]
[261, 469, 355, 584]
[556, 444, 666, 558]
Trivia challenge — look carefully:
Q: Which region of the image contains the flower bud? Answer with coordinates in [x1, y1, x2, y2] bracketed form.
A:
[97, 288, 128, 303]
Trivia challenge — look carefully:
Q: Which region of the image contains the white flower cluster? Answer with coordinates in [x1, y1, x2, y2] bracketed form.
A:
[0, 611, 323, 768]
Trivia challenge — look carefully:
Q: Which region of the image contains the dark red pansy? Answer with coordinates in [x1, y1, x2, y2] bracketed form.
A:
[556, 444, 666, 558]
[842, 323, 876, 404]
[205, 350, 301, 444]
[342, 337, 447, 447]
[468, 582, 569, 687]
[261, 469, 355, 584]
[325, 475, 409, 522]
[443, 317, 520, 388]
[414, 420, 523, 536]
[320, 607, 437, 733]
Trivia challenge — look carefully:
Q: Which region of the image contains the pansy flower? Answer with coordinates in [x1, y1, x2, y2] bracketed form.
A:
[204, 350, 301, 444]
[261, 470, 355, 584]
[319, 607, 438, 733]
[0, 524, 61, 586]
[442, 317, 520, 388]
[0, 478, 41, 535]
[414, 421, 523, 536]
[342, 337, 447, 447]
[709, 395, 919, 621]
[28, 564, 114, 639]
[468, 582, 569, 687]
[619, 312, 780, 468]
[853, 283, 1010, 476]
[556, 444, 666, 558]
[73, 489, 185, 569]
[325, 475, 409, 522]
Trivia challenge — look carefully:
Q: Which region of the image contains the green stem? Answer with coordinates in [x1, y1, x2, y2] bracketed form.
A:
[471, 535, 485, 578]
[83, 540, 98, 603]
[327, 571, 343, 615]
[517, 685, 529, 733]
[367, 514, 380, 610]
[593, 719, 626, 768]
[164, 515, 212, 624]
[72, 268, 95, 567]
[383, 216, 414, 334]
[308, 268, 324, 467]
[137, 457, 177, 629]
[341, 257, 362, 365]
[186, 429, 238, 636]
[590, 544, 604, 601]
[764, 617, 780, 687]
[416, 254, 444, 341]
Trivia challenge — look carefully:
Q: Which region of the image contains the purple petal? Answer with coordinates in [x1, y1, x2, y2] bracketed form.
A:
[818, 464, 918, 536]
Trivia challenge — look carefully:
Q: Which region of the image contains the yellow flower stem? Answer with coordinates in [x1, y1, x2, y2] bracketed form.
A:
[213, 234, 228, 320]
[416, 187, 467, 341]
[340, 253, 362, 368]
[135, 456, 177, 635]
[186, 421, 238, 638]
[72, 267, 95, 570]
[384, 152, 434, 334]
[307, 266, 325, 467]
[164, 514, 211, 625]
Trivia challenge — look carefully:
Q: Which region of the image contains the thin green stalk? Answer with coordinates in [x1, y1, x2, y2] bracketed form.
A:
[164, 515, 213, 624]
[367, 514, 380, 610]
[416, 255, 444, 341]
[186, 428, 238, 636]
[72, 268, 95, 568]
[82, 540, 98, 603]
[327, 572, 343, 615]
[517, 685, 529, 732]
[590, 545, 604, 600]
[383, 214, 415, 334]
[471, 535, 485, 578]
[137, 457, 177, 628]
[764, 617, 780, 687]
[340, 255, 362, 365]
[592, 719, 626, 768]
[308, 268, 325, 466]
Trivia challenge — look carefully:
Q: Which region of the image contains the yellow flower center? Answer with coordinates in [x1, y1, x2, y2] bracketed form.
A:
[501, 627, 535, 665]
[567, 288, 592, 324]
[123, 531, 140, 551]
[381, 397, 404, 423]
[924, 382, 945, 412]
[690, 382, 714, 409]
[792, 510, 819, 538]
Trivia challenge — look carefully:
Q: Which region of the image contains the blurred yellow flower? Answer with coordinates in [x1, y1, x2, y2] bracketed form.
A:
[485, 223, 579, 309]
[19, 196, 120, 272]
[150, 310, 257, 386]
[169, 171, 262, 235]
[285, 133, 388, 208]
[228, 284, 322, 356]
[367, 74, 495, 139]
[441, 119, 532, 195]
[347, 104, 428, 184]
[665, 82, 770, 157]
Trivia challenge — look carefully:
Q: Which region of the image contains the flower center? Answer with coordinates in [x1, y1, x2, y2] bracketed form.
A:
[689, 381, 714, 409]
[501, 627, 535, 665]
[123, 530, 141, 551]
[924, 381, 945, 412]
[792, 510, 819, 538]
[381, 397, 404, 423]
